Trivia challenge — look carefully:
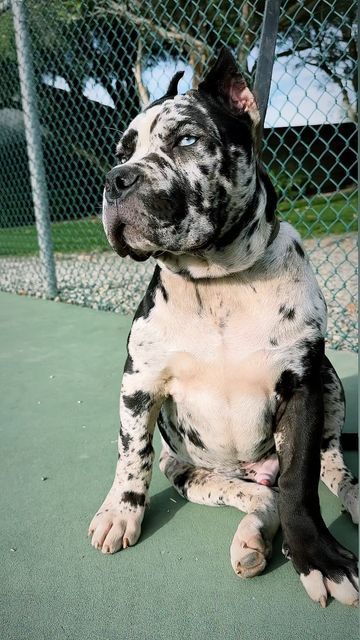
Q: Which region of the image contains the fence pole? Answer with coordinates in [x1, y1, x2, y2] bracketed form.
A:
[11, 0, 57, 298]
[254, 0, 281, 144]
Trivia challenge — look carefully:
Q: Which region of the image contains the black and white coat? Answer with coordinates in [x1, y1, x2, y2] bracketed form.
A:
[89, 49, 358, 608]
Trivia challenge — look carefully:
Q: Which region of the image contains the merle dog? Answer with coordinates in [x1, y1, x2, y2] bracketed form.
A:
[89, 49, 358, 607]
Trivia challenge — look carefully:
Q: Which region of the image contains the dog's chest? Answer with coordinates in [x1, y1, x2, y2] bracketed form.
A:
[155, 274, 286, 465]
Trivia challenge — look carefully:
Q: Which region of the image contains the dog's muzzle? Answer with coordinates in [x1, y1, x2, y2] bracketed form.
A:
[103, 165, 151, 262]
[105, 165, 142, 203]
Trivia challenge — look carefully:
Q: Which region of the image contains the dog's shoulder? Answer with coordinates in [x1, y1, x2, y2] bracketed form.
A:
[261, 221, 323, 299]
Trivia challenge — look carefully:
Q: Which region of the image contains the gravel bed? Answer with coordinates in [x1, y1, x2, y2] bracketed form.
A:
[0, 233, 357, 352]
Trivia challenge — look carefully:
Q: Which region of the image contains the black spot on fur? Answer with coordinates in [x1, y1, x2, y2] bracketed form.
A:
[215, 187, 259, 249]
[270, 336, 278, 346]
[150, 113, 160, 133]
[139, 440, 153, 458]
[124, 354, 134, 374]
[198, 163, 210, 176]
[194, 284, 203, 312]
[173, 468, 196, 499]
[134, 266, 161, 321]
[159, 279, 168, 302]
[187, 427, 206, 449]
[258, 165, 278, 222]
[293, 239, 305, 258]
[122, 491, 146, 508]
[300, 338, 325, 384]
[177, 267, 191, 278]
[275, 369, 300, 402]
[145, 153, 172, 172]
[123, 390, 151, 417]
[120, 430, 132, 452]
[118, 128, 138, 156]
[279, 304, 296, 320]
[305, 318, 321, 331]
[158, 419, 178, 453]
[246, 218, 259, 238]
[177, 420, 186, 437]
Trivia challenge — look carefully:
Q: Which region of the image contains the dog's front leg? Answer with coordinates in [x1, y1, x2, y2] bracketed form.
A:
[89, 363, 161, 554]
[274, 340, 358, 607]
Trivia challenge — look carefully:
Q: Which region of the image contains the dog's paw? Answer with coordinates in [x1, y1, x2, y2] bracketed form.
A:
[285, 533, 358, 607]
[88, 502, 143, 554]
[300, 569, 358, 607]
[230, 516, 271, 578]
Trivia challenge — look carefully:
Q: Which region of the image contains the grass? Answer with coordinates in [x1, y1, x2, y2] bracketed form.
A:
[279, 189, 358, 237]
[0, 190, 357, 257]
[0, 217, 109, 256]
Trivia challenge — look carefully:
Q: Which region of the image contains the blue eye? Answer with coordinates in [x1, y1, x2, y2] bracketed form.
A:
[177, 135, 198, 147]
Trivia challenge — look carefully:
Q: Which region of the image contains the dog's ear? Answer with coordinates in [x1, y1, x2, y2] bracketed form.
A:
[198, 48, 260, 125]
[164, 71, 185, 98]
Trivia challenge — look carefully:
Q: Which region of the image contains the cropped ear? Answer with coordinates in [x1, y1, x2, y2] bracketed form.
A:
[164, 71, 185, 98]
[198, 47, 260, 126]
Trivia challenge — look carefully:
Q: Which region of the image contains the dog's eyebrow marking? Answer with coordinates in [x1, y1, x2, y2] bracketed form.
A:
[127, 104, 165, 160]
[160, 119, 206, 146]
[117, 128, 138, 155]
[150, 113, 160, 134]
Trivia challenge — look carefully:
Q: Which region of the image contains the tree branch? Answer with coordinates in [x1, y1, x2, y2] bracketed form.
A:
[95, 0, 210, 57]
[276, 45, 313, 59]
[278, 0, 318, 30]
[133, 36, 150, 107]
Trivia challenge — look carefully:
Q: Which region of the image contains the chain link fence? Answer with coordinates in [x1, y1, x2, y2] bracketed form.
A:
[0, 0, 357, 351]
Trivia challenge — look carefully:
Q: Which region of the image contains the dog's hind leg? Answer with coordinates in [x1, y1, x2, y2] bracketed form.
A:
[159, 448, 280, 578]
[320, 356, 358, 524]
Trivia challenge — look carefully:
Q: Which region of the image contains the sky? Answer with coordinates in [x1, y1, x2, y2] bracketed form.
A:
[45, 51, 355, 129]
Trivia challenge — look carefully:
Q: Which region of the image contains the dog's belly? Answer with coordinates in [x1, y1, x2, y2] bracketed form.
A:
[160, 349, 277, 469]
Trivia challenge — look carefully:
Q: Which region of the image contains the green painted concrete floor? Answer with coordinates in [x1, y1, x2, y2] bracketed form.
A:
[0, 292, 358, 640]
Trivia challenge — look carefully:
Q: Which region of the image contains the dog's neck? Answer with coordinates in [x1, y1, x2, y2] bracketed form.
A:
[157, 180, 279, 280]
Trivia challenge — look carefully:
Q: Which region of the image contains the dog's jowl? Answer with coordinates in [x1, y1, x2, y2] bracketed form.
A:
[89, 48, 358, 607]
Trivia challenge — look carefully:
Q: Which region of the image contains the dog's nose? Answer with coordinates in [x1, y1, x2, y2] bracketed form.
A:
[105, 166, 141, 201]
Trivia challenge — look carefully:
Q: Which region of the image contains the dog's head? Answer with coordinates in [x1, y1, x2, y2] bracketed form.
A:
[103, 48, 277, 275]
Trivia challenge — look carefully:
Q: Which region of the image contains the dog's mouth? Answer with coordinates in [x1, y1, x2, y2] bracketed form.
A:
[112, 223, 214, 262]
[111, 222, 151, 262]
[107, 209, 215, 263]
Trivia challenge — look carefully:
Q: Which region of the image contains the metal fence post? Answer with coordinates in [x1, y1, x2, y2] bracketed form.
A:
[254, 0, 281, 143]
[11, 0, 57, 297]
